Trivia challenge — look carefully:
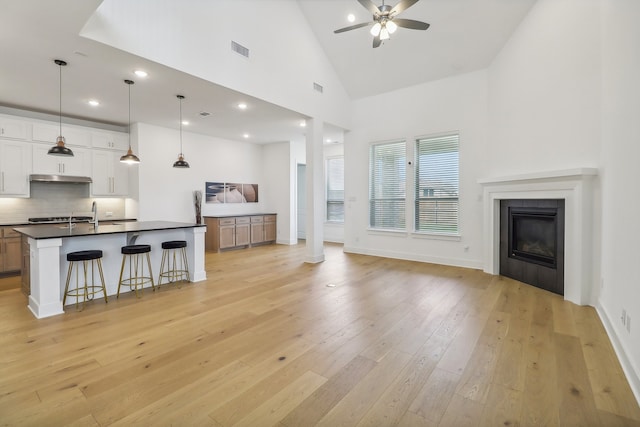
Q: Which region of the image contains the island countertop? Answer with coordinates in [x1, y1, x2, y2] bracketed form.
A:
[14, 221, 205, 240]
[18, 220, 207, 319]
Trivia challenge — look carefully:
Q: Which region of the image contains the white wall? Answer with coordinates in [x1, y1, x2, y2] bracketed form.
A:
[599, 0, 640, 401]
[136, 123, 267, 222]
[486, 0, 601, 177]
[82, 0, 351, 130]
[263, 141, 295, 245]
[344, 70, 489, 269]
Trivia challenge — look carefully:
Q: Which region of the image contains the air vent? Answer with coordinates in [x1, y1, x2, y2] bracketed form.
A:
[231, 41, 250, 58]
[199, 111, 211, 117]
[313, 82, 324, 93]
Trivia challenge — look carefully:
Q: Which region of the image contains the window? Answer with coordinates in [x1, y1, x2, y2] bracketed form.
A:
[326, 156, 344, 222]
[369, 141, 406, 230]
[415, 134, 459, 234]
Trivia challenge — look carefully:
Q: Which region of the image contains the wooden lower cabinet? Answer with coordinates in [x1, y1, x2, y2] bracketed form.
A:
[205, 214, 276, 252]
[0, 226, 22, 274]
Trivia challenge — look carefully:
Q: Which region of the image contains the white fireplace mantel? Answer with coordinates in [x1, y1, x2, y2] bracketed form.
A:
[479, 168, 598, 305]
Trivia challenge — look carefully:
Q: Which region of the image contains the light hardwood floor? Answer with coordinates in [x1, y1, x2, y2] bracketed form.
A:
[1, 242, 639, 426]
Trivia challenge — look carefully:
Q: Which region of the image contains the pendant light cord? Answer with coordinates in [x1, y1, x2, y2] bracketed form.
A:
[179, 96, 183, 155]
[128, 82, 132, 149]
[59, 62, 62, 137]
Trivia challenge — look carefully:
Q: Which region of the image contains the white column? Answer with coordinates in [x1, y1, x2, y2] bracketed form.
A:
[28, 237, 65, 319]
[187, 226, 207, 282]
[305, 118, 325, 263]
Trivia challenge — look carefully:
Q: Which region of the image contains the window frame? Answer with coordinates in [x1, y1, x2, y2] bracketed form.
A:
[325, 155, 345, 223]
[368, 139, 407, 232]
[413, 132, 460, 237]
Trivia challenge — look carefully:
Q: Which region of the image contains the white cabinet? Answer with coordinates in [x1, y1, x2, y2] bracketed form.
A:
[32, 144, 89, 176]
[0, 116, 29, 140]
[91, 150, 129, 196]
[32, 122, 91, 147]
[91, 131, 129, 151]
[0, 140, 30, 196]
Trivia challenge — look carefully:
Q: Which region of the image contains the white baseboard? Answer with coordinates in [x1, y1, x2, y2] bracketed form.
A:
[342, 245, 483, 270]
[595, 303, 640, 406]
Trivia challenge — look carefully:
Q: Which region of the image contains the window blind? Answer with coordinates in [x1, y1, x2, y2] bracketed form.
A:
[326, 156, 344, 222]
[369, 141, 406, 230]
[415, 134, 459, 234]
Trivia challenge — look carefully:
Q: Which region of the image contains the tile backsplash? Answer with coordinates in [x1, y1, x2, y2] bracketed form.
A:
[0, 182, 127, 223]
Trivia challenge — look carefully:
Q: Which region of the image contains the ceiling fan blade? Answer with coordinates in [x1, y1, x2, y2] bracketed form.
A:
[358, 0, 380, 15]
[373, 34, 382, 48]
[393, 18, 430, 30]
[334, 22, 371, 33]
[390, 0, 420, 16]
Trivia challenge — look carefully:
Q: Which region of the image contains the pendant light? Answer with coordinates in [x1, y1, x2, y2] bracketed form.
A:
[48, 59, 74, 156]
[173, 94, 190, 168]
[120, 79, 141, 164]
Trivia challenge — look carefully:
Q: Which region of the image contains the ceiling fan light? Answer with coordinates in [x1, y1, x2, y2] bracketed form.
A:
[380, 26, 390, 40]
[370, 22, 381, 36]
[386, 20, 398, 34]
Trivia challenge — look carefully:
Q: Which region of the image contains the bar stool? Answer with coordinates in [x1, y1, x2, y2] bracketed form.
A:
[63, 250, 108, 309]
[158, 240, 190, 287]
[117, 244, 155, 298]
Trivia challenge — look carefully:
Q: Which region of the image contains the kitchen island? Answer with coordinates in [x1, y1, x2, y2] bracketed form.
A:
[13, 221, 206, 319]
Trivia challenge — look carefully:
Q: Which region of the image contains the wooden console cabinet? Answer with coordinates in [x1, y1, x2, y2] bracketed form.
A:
[205, 214, 276, 252]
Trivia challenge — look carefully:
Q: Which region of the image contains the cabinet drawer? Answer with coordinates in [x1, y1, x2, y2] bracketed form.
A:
[219, 218, 236, 226]
[264, 215, 276, 223]
[2, 227, 21, 238]
[236, 217, 250, 224]
[250, 216, 263, 223]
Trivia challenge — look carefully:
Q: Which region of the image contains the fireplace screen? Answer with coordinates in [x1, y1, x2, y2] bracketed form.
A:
[509, 208, 557, 268]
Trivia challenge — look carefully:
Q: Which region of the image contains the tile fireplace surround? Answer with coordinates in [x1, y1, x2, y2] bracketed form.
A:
[479, 168, 598, 306]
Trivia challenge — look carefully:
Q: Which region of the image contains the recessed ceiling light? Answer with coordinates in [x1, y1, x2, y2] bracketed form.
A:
[299, 121, 307, 127]
[347, 13, 355, 23]
[88, 100, 100, 107]
[243, 133, 250, 139]
[237, 102, 248, 110]
[182, 120, 189, 125]
[134, 70, 148, 78]
[326, 138, 332, 143]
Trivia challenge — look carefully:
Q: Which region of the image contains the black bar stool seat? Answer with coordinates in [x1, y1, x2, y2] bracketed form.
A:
[63, 249, 108, 310]
[117, 244, 155, 298]
[162, 240, 187, 250]
[158, 240, 190, 288]
[121, 244, 151, 255]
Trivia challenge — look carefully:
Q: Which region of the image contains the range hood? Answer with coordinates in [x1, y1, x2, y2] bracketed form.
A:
[29, 174, 92, 184]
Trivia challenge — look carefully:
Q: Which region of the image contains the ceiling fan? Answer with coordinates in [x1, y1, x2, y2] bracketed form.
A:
[334, 0, 430, 48]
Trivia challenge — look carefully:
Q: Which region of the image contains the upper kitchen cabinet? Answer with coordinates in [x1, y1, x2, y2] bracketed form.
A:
[32, 144, 89, 176]
[91, 150, 129, 196]
[0, 140, 31, 197]
[91, 131, 129, 151]
[0, 116, 29, 140]
[32, 122, 91, 147]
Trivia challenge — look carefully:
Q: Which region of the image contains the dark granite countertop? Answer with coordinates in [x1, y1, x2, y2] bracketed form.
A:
[13, 221, 205, 240]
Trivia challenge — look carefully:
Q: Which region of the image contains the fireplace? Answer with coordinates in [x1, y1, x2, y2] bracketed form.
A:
[500, 199, 565, 295]
[479, 168, 597, 305]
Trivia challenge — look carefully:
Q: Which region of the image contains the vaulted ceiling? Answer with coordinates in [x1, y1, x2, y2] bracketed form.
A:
[0, 0, 535, 144]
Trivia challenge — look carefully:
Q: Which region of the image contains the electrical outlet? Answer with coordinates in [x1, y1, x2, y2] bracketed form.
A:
[105, 211, 113, 217]
[627, 315, 631, 333]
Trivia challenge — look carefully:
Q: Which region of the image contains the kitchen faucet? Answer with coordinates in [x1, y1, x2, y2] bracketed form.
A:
[90, 201, 98, 228]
